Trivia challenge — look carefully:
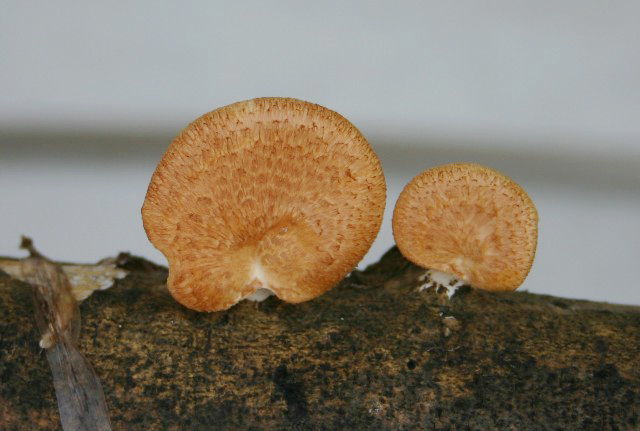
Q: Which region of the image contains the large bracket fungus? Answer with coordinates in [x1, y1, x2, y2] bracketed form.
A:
[142, 98, 386, 311]
[393, 163, 538, 291]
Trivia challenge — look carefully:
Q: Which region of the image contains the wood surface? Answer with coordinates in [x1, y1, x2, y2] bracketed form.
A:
[1, 248, 639, 430]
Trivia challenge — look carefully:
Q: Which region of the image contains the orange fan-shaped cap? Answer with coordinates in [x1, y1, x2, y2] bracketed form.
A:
[393, 163, 538, 291]
[142, 98, 386, 311]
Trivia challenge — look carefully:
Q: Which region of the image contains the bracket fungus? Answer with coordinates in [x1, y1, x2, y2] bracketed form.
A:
[392, 163, 538, 291]
[142, 98, 386, 311]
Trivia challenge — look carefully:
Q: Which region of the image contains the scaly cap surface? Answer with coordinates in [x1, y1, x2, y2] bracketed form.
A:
[392, 163, 537, 291]
[142, 98, 386, 311]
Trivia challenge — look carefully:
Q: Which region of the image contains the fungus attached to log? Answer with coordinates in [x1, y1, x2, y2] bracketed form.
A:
[392, 163, 538, 291]
[142, 97, 386, 311]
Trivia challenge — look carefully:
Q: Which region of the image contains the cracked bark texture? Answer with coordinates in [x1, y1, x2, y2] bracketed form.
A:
[1, 247, 639, 431]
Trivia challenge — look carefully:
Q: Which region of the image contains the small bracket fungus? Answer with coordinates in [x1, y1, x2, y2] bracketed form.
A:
[142, 97, 386, 311]
[393, 163, 538, 291]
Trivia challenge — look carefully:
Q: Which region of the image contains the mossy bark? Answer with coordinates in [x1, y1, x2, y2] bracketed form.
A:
[1, 248, 639, 430]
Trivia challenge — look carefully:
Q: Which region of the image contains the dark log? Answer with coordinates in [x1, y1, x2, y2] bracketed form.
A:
[1, 248, 639, 430]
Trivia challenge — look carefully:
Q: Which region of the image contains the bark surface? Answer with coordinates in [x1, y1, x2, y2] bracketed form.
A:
[1, 248, 639, 430]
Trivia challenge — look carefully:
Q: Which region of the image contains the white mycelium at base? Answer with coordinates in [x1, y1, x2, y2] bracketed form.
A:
[245, 288, 275, 302]
[244, 262, 275, 302]
[417, 268, 465, 299]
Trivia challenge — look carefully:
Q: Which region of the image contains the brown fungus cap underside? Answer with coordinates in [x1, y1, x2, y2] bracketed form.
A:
[393, 163, 538, 291]
[142, 98, 386, 311]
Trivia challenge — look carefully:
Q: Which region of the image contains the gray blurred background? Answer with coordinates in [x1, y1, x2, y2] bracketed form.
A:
[1, 1, 639, 304]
